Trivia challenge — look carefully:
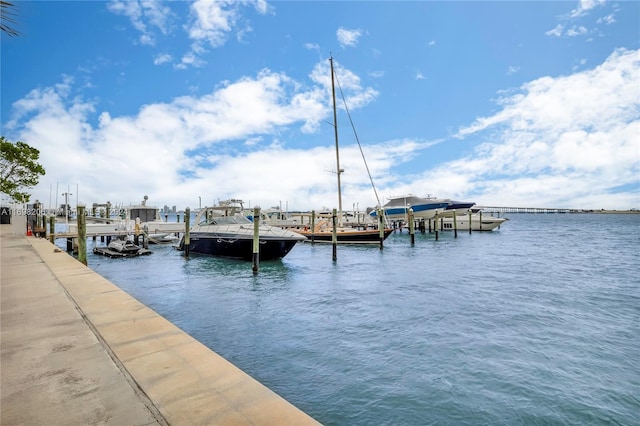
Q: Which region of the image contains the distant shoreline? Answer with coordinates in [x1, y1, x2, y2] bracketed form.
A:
[497, 210, 640, 214]
[589, 210, 640, 214]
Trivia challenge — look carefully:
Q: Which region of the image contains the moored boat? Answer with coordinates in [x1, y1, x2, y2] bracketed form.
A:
[121, 196, 184, 241]
[371, 195, 450, 220]
[299, 56, 393, 244]
[178, 202, 306, 261]
[294, 219, 393, 244]
[107, 236, 142, 253]
[70, 195, 184, 241]
[435, 211, 507, 231]
[93, 236, 152, 257]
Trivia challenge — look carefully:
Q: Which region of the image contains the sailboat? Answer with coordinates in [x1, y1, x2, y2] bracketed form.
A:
[295, 56, 393, 244]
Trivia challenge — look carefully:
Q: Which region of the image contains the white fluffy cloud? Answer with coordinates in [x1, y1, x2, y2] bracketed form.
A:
[6, 60, 391, 210]
[407, 48, 639, 209]
[337, 27, 363, 48]
[5, 48, 639, 211]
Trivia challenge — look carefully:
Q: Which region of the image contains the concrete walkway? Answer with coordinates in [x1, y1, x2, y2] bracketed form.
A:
[1, 229, 319, 425]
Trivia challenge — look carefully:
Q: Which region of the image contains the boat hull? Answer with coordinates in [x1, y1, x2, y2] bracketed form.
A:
[436, 216, 507, 231]
[180, 233, 300, 261]
[377, 204, 449, 220]
[295, 228, 394, 244]
[371, 198, 450, 220]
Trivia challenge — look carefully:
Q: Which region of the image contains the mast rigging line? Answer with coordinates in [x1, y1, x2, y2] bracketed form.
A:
[332, 65, 384, 211]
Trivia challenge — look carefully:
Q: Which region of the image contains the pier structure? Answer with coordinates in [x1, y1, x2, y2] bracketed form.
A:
[477, 206, 578, 214]
[0, 229, 319, 425]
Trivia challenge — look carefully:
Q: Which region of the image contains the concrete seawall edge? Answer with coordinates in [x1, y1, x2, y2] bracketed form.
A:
[2, 231, 320, 425]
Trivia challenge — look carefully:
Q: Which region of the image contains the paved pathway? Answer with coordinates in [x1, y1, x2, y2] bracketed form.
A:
[1, 229, 319, 425]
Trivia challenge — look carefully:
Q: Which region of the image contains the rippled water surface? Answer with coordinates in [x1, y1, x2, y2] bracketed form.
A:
[74, 214, 639, 425]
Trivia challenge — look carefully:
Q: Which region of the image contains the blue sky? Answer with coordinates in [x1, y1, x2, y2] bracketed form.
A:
[1, 0, 638, 211]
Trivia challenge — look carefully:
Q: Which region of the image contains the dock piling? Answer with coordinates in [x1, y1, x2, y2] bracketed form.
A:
[434, 212, 439, 241]
[49, 215, 55, 244]
[453, 210, 458, 238]
[378, 208, 384, 250]
[134, 219, 140, 245]
[408, 208, 415, 246]
[253, 207, 260, 273]
[332, 208, 337, 261]
[184, 207, 190, 258]
[143, 225, 149, 249]
[77, 204, 87, 265]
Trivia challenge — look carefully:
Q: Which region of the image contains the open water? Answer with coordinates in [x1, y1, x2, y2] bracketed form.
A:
[66, 213, 639, 425]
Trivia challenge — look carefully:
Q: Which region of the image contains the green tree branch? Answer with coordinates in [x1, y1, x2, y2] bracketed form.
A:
[1, 137, 46, 203]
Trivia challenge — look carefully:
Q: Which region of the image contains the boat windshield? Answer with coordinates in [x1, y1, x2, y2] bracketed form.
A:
[204, 215, 252, 226]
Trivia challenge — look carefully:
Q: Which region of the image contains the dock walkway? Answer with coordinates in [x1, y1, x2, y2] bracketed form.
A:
[1, 228, 319, 425]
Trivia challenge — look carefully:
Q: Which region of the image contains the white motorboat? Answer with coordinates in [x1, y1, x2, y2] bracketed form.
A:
[107, 236, 143, 253]
[435, 211, 508, 231]
[70, 196, 184, 241]
[121, 196, 184, 241]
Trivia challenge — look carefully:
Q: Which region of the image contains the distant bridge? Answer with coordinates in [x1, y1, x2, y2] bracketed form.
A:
[475, 206, 627, 214]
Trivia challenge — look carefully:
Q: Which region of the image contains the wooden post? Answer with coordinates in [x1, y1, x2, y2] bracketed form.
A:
[408, 208, 415, 246]
[434, 213, 439, 241]
[33, 201, 40, 237]
[49, 215, 55, 244]
[469, 210, 472, 234]
[77, 204, 87, 265]
[311, 210, 316, 244]
[134, 219, 140, 245]
[184, 207, 190, 258]
[332, 208, 337, 261]
[378, 208, 384, 250]
[453, 210, 458, 238]
[253, 206, 260, 274]
[143, 225, 149, 249]
[479, 211, 483, 231]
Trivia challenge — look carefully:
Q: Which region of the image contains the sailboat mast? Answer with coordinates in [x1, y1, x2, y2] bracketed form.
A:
[330, 56, 343, 226]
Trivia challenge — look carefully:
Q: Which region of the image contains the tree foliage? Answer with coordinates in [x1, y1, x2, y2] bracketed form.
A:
[0, 137, 46, 203]
[1, 1, 19, 37]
